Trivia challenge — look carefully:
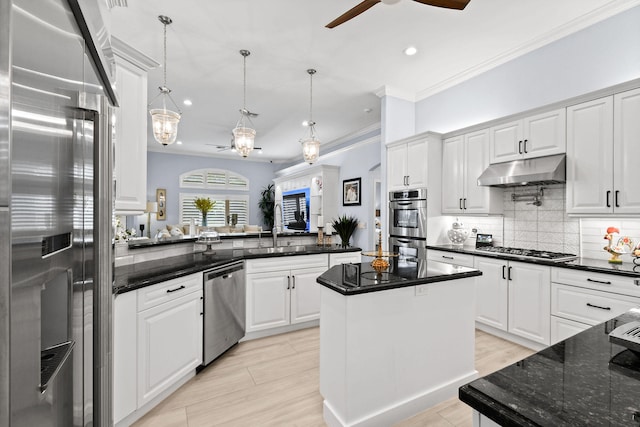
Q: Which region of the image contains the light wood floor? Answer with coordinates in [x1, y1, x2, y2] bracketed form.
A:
[133, 327, 534, 427]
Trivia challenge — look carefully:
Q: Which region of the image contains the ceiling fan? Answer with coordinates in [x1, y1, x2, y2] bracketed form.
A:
[325, 0, 470, 28]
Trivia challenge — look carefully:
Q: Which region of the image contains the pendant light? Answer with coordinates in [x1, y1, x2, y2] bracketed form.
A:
[148, 15, 182, 146]
[233, 50, 256, 158]
[301, 69, 320, 164]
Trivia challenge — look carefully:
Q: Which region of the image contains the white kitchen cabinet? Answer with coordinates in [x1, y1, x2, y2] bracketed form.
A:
[474, 257, 550, 345]
[245, 254, 327, 332]
[507, 261, 551, 345]
[328, 251, 362, 268]
[442, 130, 502, 215]
[387, 138, 428, 190]
[567, 88, 640, 215]
[426, 249, 474, 268]
[550, 316, 590, 344]
[473, 257, 509, 332]
[137, 274, 203, 408]
[112, 37, 158, 215]
[489, 108, 566, 164]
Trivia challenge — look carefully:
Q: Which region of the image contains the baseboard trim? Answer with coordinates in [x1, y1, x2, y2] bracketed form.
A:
[475, 323, 547, 352]
[323, 370, 478, 427]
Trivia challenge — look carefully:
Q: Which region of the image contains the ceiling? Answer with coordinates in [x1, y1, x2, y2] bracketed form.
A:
[108, 0, 637, 164]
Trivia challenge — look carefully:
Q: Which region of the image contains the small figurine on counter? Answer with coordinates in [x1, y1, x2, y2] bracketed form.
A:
[603, 226, 634, 264]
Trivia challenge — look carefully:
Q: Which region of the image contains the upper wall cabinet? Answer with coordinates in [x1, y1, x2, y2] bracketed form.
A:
[112, 37, 158, 215]
[387, 133, 442, 192]
[387, 138, 427, 190]
[566, 88, 640, 215]
[442, 129, 502, 215]
[489, 109, 566, 164]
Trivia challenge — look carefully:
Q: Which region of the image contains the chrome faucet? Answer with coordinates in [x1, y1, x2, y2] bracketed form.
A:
[272, 202, 282, 248]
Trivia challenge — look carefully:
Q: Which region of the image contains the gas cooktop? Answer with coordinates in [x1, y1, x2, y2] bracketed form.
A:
[475, 246, 577, 262]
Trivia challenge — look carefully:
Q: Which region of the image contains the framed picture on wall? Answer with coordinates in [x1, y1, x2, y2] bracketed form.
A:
[343, 177, 361, 206]
[156, 188, 166, 220]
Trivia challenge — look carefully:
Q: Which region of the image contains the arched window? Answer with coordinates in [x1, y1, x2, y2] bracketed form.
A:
[178, 168, 250, 226]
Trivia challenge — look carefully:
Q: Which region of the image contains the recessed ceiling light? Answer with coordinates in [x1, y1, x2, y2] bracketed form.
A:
[364, 108, 372, 113]
[302, 120, 309, 126]
[404, 46, 417, 56]
[177, 140, 183, 145]
[183, 99, 192, 106]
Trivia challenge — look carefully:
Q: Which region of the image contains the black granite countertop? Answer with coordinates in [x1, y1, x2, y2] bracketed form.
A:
[125, 231, 318, 249]
[428, 245, 640, 278]
[316, 259, 482, 295]
[459, 309, 640, 426]
[113, 244, 360, 294]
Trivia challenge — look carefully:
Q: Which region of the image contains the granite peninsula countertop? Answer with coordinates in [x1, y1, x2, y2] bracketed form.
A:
[316, 259, 482, 295]
[114, 244, 360, 294]
[428, 245, 640, 278]
[460, 308, 640, 426]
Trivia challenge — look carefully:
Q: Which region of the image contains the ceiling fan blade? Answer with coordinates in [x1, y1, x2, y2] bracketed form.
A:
[412, 0, 470, 10]
[326, 0, 381, 28]
[240, 108, 259, 118]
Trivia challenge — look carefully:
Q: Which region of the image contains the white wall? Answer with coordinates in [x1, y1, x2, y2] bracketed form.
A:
[415, 5, 640, 134]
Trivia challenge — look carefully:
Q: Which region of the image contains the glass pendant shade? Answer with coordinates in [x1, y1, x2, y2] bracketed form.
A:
[149, 15, 182, 146]
[233, 126, 256, 157]
[301, 69, 320, 164]
[150, 107, 180, 146]
[301, 134, 320, 164]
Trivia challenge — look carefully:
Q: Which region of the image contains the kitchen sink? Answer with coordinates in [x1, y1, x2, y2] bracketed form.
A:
[247, 245, 308, 255]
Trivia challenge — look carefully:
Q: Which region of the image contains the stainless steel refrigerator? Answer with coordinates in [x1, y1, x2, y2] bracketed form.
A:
[0, 0, 116, 426]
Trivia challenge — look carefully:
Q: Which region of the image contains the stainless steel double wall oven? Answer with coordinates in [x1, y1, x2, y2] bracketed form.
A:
[389, 188, 428, 267]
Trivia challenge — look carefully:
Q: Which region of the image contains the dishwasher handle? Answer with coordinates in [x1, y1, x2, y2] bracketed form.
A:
[205, 261, 244, 281]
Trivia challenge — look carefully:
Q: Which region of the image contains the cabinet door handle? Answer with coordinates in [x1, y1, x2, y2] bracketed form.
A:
[287, 275, 291, 290]
[508, 266, 512, 281]
[292, 276, 296, 289]
[587, 278, 612, 285]
[459, 198, 463, 210]
[518, 140, 523, 154]
[606, 190, 611, 208]
[586, 302, 611, 311]
[463, 198, 467, 210]
[502, 265, 506, 280]
[442, 255, 454, 260]
[166, 285, 185, 293]
[615, 190, 620, 208]
[523, 139, 528, 153]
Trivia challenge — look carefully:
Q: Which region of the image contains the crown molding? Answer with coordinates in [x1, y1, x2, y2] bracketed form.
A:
[110, 36, 159, 71]
[374, 85, 416, 102]
[416, 0, 640, 101]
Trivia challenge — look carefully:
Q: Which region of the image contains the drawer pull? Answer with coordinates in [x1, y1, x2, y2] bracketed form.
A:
[442, 256, 454, 260]
[166, 285, 186, 293]
[586, 302, 611, 311]
[635, 279, 640, 287]
[587, 278, 612, 285]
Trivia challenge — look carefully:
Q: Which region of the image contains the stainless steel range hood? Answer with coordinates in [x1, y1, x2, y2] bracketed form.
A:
[477, 154, 566, 187]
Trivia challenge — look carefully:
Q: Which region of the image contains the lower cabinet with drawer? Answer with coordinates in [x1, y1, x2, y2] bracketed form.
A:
[114, 273, 203, 426]
[427, 249, 474, 268]
[550, 268, 640, 344]
[245, 254, 328, 334]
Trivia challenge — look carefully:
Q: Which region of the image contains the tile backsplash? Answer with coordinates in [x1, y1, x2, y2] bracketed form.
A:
[502, 184, 580, 255]
[438, 184, 640, 261]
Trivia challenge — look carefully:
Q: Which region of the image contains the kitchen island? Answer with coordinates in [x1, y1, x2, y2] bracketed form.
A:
[460, 308, 640, 426]
[317, 260, 482, 427]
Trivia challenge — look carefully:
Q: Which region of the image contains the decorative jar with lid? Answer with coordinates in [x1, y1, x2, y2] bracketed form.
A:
[447, 218, 469, 246]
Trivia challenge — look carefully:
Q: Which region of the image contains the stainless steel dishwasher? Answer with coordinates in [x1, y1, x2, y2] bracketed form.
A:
[202, 261, 246, 366]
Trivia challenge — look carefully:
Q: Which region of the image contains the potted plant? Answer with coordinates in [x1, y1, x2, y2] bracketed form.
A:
[258, 184, 275, 230]
[193, 197, 215, 226]
[332, 214, 359, 248]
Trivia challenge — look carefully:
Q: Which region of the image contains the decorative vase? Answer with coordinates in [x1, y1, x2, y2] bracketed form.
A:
[339, 236, 350, 248]
[202, 212, 208, 227]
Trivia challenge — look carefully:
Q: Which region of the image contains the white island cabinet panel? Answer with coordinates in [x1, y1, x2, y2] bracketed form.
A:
[113, 291, 137, 424]
[320, 277, 477, 427]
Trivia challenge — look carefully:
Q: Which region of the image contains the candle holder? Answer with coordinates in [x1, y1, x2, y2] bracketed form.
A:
[317, 226, 324, 246]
